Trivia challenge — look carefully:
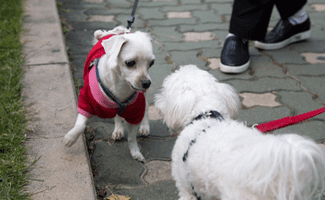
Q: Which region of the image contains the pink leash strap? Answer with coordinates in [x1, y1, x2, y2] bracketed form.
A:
[256, 107, 325, 133]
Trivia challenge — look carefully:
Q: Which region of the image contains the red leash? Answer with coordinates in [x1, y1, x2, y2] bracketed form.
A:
[256, 107, 325, 133]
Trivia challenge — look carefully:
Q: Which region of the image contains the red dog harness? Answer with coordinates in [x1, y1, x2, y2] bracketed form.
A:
[77, 34, 146, 125]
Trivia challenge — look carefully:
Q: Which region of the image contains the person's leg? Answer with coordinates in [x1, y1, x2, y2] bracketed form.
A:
[229, 0, 275, 41]
[254, 0, 310, 50]
[220, 0, 275, 74]
[276, 0, 307, 20]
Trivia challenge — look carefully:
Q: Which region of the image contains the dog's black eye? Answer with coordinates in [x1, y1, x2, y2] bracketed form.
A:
[125, 60, 136, 67]
[149, 60, 154, 67]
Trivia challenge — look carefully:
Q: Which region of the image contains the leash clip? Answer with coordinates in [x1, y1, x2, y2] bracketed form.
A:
[251, 124, 258, 130]
[127, 0, 139, 30]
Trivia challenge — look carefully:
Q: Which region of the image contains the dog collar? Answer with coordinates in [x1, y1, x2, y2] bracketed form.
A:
[188, 110, 224, 126]
[93, 58, 137, 115]
[183, 110, 224, 162]
[182, 111, 224, 200]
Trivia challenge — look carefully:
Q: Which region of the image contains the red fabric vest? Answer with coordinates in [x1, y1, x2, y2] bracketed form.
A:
[77, 35, 146, 125]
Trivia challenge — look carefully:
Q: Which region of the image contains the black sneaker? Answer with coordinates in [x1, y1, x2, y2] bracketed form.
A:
[220, 35, 250, 74]
[254, 17, 311, 50]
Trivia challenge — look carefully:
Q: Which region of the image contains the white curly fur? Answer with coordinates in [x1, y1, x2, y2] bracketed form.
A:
[154, 65, 325, 200]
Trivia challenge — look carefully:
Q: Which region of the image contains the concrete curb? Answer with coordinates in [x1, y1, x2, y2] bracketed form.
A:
[22, 0, 96, 199]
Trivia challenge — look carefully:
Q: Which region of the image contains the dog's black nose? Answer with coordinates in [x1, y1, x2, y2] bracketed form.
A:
[141, 80, 151, 89]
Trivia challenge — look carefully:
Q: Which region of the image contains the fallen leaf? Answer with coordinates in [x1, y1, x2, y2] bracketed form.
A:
[106, 194, 131, 200]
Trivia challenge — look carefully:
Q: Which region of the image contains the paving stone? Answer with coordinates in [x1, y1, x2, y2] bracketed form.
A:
[207, 58, 220, 70]
[166, 11, 192, 19]
[183, 32, 214, 42]
[164, 40, 222, 51]
[259, 48, 307, 65]
[295, 76, 325, 103]
[300, 52, 325, 64]
[138, 7, 165, 20]
[286, 63, 325, 76]
[239, 92, 281, 108]
[92, 141, 146, 187]
[70, 55, 87, 82]
[250, 55, 286, 78]
[180, 0, 201, 4]
[143, 160, 172, 185]
[139, 137, 176, 161]
[148, 120, 171, 137]
[179, 23, 228, 32]
[69, 46, 93, 59]
[192, 10, 220, 23]
[139, 0, 178, 7]
[84, 8, 130, 15]
[238, 106, 291, 127]
[68, 21, 119, 31]
[84, 0, 103, 3]
[151, 26, 183, 42]
[59, 8, 88, 22]
[87, 122, 114, 140]
[57, 0, 82, 6]
[272, 120, 325, 142]
[228, 77, 301, 93]
[169, 51, 207, 69]
[147, 64, 175, 104]
[160, 4, 208, 12]
[210, 3, 233, 15]
[88, 115, 115, 124]
[276, 91, 325, 120]
[110, 182, 178, 200]
[114, 14, 146, 29]
[152, 40, 165, 56]
[105, 0, 130, 8]
[151, 52, 168, 66]
[65, 31, 93, 46]
[88, 15, 115, 22]
[148, 105, 163, 121]
[147, 18, 197, 27]
[311, 4, 325, 11]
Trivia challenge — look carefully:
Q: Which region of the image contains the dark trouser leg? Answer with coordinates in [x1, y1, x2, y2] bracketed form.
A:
[275, 0, 307, 20]
[229, 0, 307, 41]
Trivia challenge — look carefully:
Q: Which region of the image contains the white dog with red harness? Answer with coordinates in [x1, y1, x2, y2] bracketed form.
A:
[63, 26, 155, 162]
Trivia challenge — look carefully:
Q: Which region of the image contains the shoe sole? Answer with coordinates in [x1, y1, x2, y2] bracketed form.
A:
[220, 59, 250, 74]
[254, 30, 311, 50]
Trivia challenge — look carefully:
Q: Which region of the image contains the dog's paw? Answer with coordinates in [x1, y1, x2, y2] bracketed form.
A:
[179, 195, 198, 200]
[130, 149, 146, 163]
[139, 125, 150, 137]
[112, 128, 124, 140]
[63, 134, 78, 147]
[179, 197, 197, 200]
[63, 125, 85, 147]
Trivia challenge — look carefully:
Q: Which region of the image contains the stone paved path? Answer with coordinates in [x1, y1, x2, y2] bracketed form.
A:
[57, 0, 325, 199]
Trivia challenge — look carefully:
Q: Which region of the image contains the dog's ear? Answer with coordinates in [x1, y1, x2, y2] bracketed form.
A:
[155, 85, 196, 131]
[94, 30, 106, 41]
[101, 36, 127, 69]
[216, 83, 240, 119]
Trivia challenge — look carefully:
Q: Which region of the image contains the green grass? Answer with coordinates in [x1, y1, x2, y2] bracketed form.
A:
[0, 0, 33, 199]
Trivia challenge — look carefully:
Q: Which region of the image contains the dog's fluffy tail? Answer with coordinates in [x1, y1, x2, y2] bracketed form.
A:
[233, 133, 325, 200]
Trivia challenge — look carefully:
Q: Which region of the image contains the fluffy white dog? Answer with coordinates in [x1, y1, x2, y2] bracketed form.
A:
[154, 65, 325, 200]
[63, 26, 155, 162]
